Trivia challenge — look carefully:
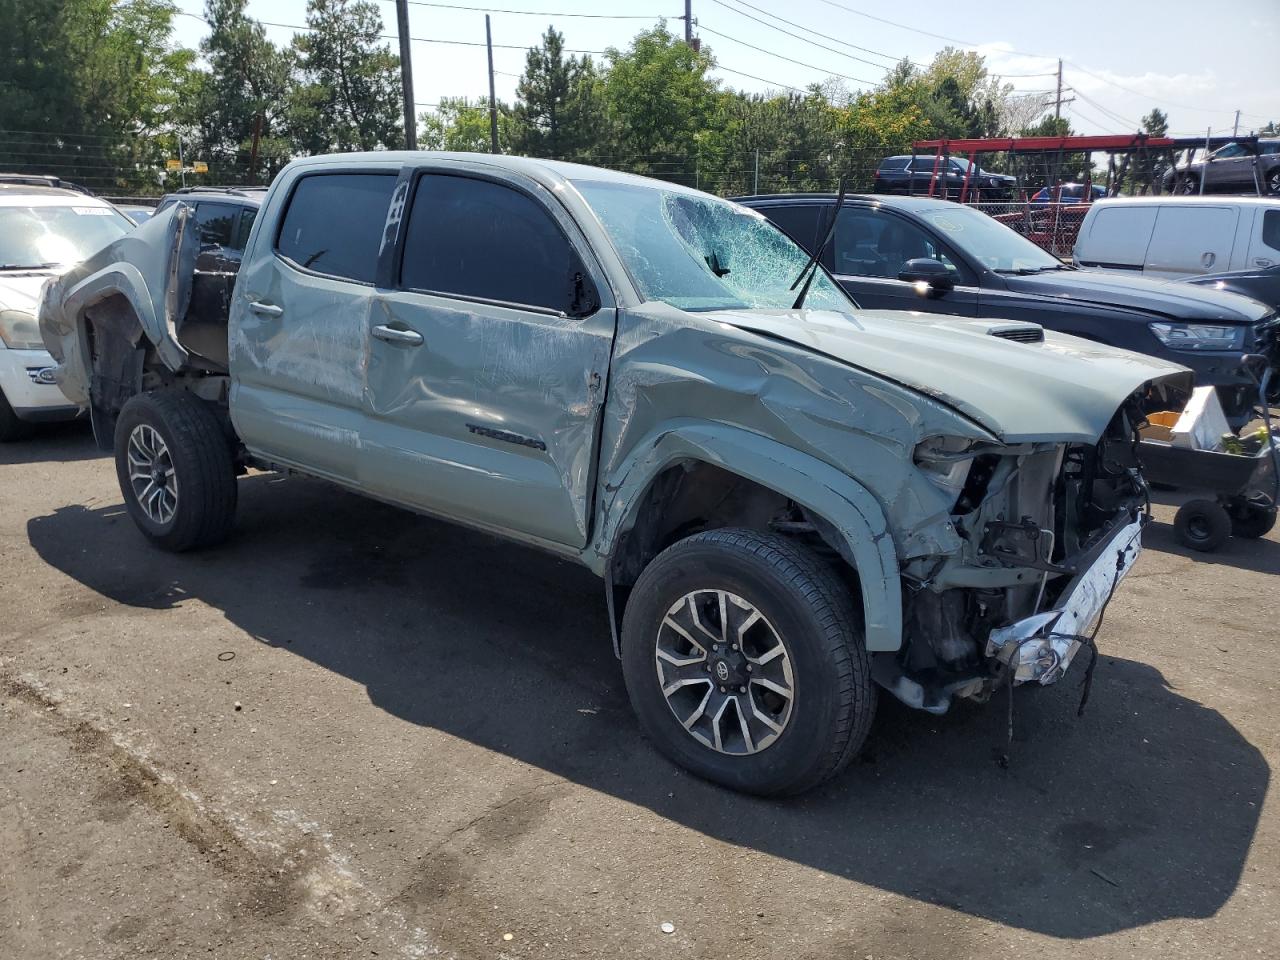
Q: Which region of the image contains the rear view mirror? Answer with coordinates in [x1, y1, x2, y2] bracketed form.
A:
[898, 258, 955, 290]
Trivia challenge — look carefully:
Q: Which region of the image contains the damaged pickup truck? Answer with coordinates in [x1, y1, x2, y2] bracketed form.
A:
[40, 154, 1192, 795]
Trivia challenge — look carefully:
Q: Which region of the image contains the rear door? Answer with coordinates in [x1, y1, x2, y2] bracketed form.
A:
[230, 169, 400, 483]
[828, 205, 979, 314]
[359, 166, 616, 548]
[1248, 207, 1280, 269]
[1143, 204, 1240, 277]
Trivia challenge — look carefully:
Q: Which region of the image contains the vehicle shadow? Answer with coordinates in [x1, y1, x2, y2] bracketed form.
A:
[0, 420, 100, 465]
[27, 474, 1269, 940]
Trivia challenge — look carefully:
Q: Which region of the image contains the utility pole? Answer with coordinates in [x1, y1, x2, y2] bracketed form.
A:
[248, 113, 263, 185]
[1046, 59, 1074, 123]
[684, 0, 692, 45]
[1233, 109, 1241, 138]
[395, 0, 417, 150]
[486, 15, 499, 154]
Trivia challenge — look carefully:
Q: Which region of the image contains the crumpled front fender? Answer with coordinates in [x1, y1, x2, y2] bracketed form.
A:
[592, 422, 904, 652]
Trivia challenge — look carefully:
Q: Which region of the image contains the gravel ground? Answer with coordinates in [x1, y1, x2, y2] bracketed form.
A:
[2, 421, 1277, 960]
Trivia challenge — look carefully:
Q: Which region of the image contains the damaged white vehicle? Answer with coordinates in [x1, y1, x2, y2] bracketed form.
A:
[41, 154, 1192, 795]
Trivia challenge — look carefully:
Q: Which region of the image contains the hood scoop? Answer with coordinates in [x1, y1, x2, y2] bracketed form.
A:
[989, 324, 1045, 343]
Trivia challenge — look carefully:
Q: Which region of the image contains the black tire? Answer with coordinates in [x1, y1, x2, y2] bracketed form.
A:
[0, 386, 26, 442]
[620, 528, 875, 796]
[1174, 498, 1232, 552]
[113, 389, 237, 551]
[1228, 500, 1277, 539]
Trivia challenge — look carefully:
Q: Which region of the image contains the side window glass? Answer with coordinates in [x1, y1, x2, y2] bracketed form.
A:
[834, 210, 961, 279]
[1262, 210, 1280, 253]
[277, 173, 398, 283]
[761, 205, 823, 252]
[1213, 143, 1246, 159]
[232, 207, 258, 251]
[401, 174, 586, 313]
[194, 202, 236, 247]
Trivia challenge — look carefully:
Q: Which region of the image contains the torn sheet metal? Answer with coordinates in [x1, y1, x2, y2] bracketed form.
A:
[987, 518, 1143, 685]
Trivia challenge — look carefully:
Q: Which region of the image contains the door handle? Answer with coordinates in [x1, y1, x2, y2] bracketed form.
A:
[248, 301, 283, 317]
[1255, 257, 1274, 268]
[1201, 251, 1216, 268]
[372, 324, 424, 346]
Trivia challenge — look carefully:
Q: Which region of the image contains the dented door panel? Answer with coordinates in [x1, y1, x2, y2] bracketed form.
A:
[360, 291, 616, 547]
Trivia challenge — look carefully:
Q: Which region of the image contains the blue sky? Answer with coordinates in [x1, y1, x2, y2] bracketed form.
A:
[170, 0, 1279, 138]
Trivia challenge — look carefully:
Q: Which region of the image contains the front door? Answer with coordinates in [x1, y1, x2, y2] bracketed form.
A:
[828, 206, 979, 315]
[360, 168, 615, 549]
[230, 170, 400, 482]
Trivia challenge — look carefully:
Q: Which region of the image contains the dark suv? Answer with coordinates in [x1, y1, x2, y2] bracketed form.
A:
[154, 186, 266, 271]
[1165, 139, 1280, 195]
[738, 193, 1277, 419]
[873, 155, 1018, 199]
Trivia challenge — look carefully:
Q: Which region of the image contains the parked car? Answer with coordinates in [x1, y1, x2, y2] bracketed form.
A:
[739, 193, 1274, 421]
[41, 153, 1190, 795]
[1030, 183, 1107, 205]
[1164, 139, 1280, 195]
[0, 180, 132, 440]
[874, 155, 1018, 199]
[1184, 263, 1280, 313]
[1074, 196, 1280, 280]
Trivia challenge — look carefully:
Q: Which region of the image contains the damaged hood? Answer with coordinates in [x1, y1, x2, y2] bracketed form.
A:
[711, 307, 1193, 443]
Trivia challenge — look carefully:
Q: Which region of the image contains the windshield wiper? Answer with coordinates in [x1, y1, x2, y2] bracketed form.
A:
[789, 178, 846, 310]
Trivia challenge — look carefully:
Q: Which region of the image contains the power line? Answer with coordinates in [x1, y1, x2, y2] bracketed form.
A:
[710, 64, 804, 93]
[697, 23, 878, 86]
[812, 0, 976, 46]
[390, 0, 665, 17]
[707, 0, 916, 68]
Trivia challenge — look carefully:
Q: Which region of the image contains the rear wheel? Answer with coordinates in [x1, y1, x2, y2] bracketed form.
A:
[1228, 499, 1277, 539]
[1178, 174, 1200, 195]
[113, 389, 237, 551]
[1174, 498, 1231, 552]
[620, 528, 875, 796]
[1267, 169, 1280, 196]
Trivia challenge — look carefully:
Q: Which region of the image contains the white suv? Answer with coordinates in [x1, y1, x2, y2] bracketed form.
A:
[0, 178, 133, 440]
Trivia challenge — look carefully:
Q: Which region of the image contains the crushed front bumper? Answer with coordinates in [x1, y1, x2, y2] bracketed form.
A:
[986, 517, 1144, 685]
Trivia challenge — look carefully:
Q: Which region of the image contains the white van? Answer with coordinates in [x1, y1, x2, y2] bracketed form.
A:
[1073, 196, 1280, 280]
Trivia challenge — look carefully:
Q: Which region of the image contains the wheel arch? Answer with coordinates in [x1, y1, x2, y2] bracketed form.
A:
[593, 423, 903, 654]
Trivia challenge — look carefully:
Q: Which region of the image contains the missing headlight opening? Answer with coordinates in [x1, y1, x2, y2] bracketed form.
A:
[885, 394, 1151, 717]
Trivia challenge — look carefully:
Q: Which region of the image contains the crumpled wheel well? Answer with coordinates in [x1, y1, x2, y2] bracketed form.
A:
[606, 460, 863, 654]
[81, 294, 150, 449]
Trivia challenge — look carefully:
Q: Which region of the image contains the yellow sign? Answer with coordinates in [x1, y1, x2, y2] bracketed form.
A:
[192, 161, 208, 174]
[165, 158, 181, 171]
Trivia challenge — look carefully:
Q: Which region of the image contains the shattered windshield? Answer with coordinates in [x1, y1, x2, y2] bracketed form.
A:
[573, 180, 853, 313]
[0, 204, 131, 270]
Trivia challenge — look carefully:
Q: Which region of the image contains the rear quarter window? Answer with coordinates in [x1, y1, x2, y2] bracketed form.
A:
[276, 173, 398, 283]
[1262, 209, 1280, 253]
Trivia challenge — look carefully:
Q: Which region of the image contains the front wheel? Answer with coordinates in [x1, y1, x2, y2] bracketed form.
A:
[1229, 499, 1277, 539]
[620, 528, 875, 796]
[1267, 169, 1280, 196]
[114, 389, 237, 551]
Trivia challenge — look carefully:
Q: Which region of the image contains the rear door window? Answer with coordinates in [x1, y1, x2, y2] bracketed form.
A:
[1259, 209, 1280, 254]
[399, 174, 584, 313]
[194, 202, 237, 247]
[1079, 206, 1158, 267]
[232, 207, 258, 251]
[759, 204, 824, 253]
[277, 173, 398, 284]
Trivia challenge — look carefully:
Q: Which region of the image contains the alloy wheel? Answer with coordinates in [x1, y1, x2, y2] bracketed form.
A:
[654, 589, 794, 756]
[126, 423, 179, 525]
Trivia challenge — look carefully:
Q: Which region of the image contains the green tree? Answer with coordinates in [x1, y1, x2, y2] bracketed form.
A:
[187, 0, 292, 180]
[508, 27, 603, 160]
[0, 0, 197, 192]
[419, 97, 513, 153]
[287, 0, 403, 154]
[599, 23, 718, 181]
